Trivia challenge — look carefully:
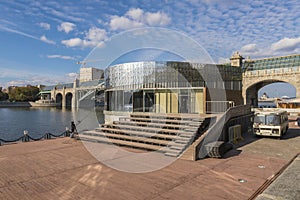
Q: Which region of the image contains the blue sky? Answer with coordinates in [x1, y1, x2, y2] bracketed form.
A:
[0, 0, 299, 96]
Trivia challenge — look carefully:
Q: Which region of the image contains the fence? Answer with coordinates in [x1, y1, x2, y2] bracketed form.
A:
[0, 130, 70, 146]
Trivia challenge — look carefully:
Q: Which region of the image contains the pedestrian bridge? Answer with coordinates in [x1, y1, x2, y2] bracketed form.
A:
[40, 80, 105, 108]
[242, 54, 300, 106]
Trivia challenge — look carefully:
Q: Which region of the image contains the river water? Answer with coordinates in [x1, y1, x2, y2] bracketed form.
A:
[0, 107, 77, 141]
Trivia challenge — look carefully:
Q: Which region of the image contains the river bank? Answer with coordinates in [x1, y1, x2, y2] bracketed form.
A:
[0, 102, 31, 107]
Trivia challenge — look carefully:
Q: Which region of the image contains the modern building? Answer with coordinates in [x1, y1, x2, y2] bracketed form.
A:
[104, 57, 243, 115]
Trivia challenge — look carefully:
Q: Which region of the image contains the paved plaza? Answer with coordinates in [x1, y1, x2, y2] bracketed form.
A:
[0, 127, 299, 200]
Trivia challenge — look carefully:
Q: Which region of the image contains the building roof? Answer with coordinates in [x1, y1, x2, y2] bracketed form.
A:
[243, 54, 300, 71]
[278, 98, 300, 103]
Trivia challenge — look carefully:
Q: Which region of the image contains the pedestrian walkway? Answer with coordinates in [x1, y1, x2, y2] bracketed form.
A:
[0, 127, 299, 199]
[255, 154, 300, 200]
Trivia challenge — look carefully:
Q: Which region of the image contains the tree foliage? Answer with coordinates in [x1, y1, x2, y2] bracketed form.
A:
[8, 86, 40, 102]
[0, 90, 9, 101]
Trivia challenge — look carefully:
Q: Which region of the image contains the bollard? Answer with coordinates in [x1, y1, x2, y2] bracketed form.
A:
[23, 130, 29, 142]
[44, 133, 50, 140]
[65, 127, 70, 137]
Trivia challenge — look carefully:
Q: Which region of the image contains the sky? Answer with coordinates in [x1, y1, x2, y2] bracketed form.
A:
[0, 0, 299, 96]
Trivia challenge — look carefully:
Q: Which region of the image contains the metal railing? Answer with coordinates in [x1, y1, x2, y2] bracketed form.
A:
[206, 101, 235, 114]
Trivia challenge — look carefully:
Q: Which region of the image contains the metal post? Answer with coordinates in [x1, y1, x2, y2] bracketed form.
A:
[23, 130, 28, 142]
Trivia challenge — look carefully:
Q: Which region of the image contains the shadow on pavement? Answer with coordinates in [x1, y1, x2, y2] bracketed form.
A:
[223, 149, 242, 158]
[280, 128, 300, 140]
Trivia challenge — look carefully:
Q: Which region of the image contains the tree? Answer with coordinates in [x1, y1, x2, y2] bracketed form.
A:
[8, 85, 40, 102]
[0, 90, 8, 101]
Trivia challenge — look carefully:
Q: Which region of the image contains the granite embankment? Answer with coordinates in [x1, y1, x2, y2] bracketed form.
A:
[0, 102, 31, 107]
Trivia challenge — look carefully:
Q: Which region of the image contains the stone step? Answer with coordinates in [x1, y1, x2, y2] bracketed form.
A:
[80, 135, 166, 152]
[99, 124, 182, 135]
[178, 134, 194, 138]
[164, 148, 181, 155]
[94, 128, 177, 140]
[113, 120, 193, 130]
[174, 139, 190, 144]
[168, 142, 187, 148]
[169, 145, 187, 151]
[164, 152, 180, 157]
[120, 117, 201, 126]
[176, 136, 193, 142]
[130, 113, 204, 122]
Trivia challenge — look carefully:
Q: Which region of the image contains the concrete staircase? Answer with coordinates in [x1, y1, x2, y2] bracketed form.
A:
[79, 113, 211, 158]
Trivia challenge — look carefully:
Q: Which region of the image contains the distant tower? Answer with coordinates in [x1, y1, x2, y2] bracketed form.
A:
[230, 51, 244, 67]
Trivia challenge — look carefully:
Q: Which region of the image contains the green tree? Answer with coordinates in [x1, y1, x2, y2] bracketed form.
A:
[8, 85, 40, 102]
[0, 90, 9, 101]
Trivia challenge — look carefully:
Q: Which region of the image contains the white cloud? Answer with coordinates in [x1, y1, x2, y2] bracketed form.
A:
[57, 22, 76, 33]
[271, 37, 300, 52]
[240, 44, 258, 53]
[0, 24, 40, 40]
[0, 67, 78, 88]
[46, 54, 78, 60]
[61, 27, 107, 48]
[61, 38, 82, 47]
[217, 57, 230, 64]
[67, 72, 78, 79]
[109, 8, 171, 31]
[126, 8, 144, 20]
[39, 22, 50, 30]
[239, 37, 300, 58]
[40, 35, 55, 44]
[145, 12, 171, 26]
[110, 16, 143, 31]
[4, 73, 77, 87]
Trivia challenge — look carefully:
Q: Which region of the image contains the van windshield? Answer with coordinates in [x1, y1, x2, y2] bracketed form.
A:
[254, 115, 265, 124]
[266, 114, 280, 125]
[254, 114, 281, 125]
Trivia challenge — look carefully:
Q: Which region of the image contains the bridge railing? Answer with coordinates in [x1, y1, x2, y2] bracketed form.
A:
[243, 66, 300, 77]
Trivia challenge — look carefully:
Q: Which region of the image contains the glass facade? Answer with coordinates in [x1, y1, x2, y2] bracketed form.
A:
[243, 54, 300, 71]
[105, 61, 242, 114]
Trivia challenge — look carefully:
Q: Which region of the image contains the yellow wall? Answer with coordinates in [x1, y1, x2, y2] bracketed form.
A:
[155, 89, 204, 114]
[155, 92, 167, 113]
[195, 90, 204, 113]
[171, 92, 178, 113]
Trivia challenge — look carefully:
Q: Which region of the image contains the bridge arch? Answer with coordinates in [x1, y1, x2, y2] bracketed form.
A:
[56, 93, 63, 107]
[243, 78, 298, 106]
[65, 92, 73, 107]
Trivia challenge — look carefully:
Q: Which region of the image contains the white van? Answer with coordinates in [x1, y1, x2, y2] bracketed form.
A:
[253, 109, 289, 138]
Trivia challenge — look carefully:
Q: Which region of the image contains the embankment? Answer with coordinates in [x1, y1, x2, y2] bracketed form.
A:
[0, 102, 31, 108]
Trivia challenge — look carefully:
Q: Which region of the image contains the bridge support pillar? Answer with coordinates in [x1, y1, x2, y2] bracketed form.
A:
[296, 87, 300, 99]
[62, 87, 66, 108]
[244, 86, 258, 107]
[72, 91, 77, 108]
